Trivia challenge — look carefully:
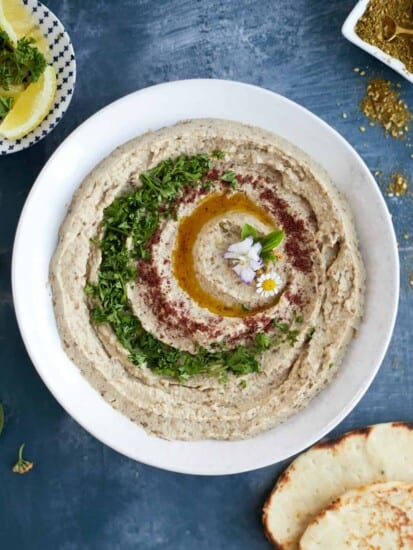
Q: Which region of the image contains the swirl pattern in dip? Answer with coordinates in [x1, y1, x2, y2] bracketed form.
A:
[50, 119, 365, 440]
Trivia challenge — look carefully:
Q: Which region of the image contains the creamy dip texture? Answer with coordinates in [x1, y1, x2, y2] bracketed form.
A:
[50, 119, 365, 440]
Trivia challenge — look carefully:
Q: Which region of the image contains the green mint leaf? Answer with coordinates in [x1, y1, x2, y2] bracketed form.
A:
[241, 223, 258, 241]
[260, 229, 285, 252]
[240, 303, 251, 311]
[260, 250, 276, 263]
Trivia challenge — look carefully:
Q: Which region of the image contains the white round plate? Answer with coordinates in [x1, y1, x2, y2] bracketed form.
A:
[0, 0, 76, 155]
[12, 80, 399, 475]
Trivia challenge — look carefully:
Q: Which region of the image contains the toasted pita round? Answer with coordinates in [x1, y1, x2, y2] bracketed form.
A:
[298, 481, 413, 550]
[262, 422, 413, 549]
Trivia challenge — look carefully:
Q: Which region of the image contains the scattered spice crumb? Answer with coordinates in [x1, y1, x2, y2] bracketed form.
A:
[360, 70, 366, 76]
[354, 67, 360, 73]
[404, 234, 410, 240]
[342, 112, 348, 119]
[387, 172, 409, 196]
[361, 78, 412, 139]
[359, 126, 366, 132]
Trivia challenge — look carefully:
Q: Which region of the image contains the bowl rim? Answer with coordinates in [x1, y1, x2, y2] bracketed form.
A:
[11, 79, 400, 475]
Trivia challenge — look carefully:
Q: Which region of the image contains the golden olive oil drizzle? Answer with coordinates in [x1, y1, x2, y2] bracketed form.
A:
[172, 192, 276, 317]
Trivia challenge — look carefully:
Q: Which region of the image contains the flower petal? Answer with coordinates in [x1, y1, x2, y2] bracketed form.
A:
[250, 258, 263, 271]
[234, 263, 256, 284]
[226, 236, 254, 256]
[224, 251, 242, 260]
[251, 241, 263, 255]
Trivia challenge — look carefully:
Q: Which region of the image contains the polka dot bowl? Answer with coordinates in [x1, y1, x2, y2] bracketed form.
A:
[0, 0, 76, 155]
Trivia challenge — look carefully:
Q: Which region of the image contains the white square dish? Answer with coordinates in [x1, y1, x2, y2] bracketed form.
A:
[342, 0, 413, 84]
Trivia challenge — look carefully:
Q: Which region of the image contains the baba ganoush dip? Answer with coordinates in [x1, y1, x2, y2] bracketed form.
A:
[50, 119, 365, 440]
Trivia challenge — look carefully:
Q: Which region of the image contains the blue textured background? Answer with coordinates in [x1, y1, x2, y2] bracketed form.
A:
[1, 1, 412, 548]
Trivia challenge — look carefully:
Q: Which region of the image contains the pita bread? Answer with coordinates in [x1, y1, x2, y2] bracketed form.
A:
[262, 422, 413, 549]
[298, 481, 413, 549]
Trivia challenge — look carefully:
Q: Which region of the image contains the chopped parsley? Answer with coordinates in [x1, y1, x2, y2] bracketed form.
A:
[221, 170, 238, 188]
[0, 31, 46, 91]
[86, 154, 301, 381]
[272, 317, 301, 347]
[0, 96, 13, 118]
[86, 154, 283, 381]
[272, 317, 289, 333]
[211, 149, 225, 159]
[307, 327, 316, 340]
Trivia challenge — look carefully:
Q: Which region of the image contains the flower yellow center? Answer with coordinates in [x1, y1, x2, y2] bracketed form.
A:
[262, 279, 276, 291]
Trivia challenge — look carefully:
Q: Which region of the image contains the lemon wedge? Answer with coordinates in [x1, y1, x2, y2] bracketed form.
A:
[0, 65, 56, 139]
[0, 0, 49, 55]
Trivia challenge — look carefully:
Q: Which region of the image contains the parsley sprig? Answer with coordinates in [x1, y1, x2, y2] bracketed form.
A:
[0, 28, 47, 121]
[0, 30, 46, 91]
[0, 96, 13, 117]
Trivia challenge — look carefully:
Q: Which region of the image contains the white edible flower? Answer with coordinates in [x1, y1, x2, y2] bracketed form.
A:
[224, 236, 263, 284]
[256, 271, 282, 297]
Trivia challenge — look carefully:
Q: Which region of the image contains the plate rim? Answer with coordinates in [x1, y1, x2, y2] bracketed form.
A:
[12, 78, 400, 475]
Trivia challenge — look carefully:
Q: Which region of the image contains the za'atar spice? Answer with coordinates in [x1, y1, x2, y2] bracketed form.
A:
[355, 0, 413, 74]
[387, 172, 409, 196]
[361, 78, 411, 138]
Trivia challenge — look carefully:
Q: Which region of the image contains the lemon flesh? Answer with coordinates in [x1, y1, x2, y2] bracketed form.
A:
[0, 0, 49, 55]
[0, 65, 57, 139]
